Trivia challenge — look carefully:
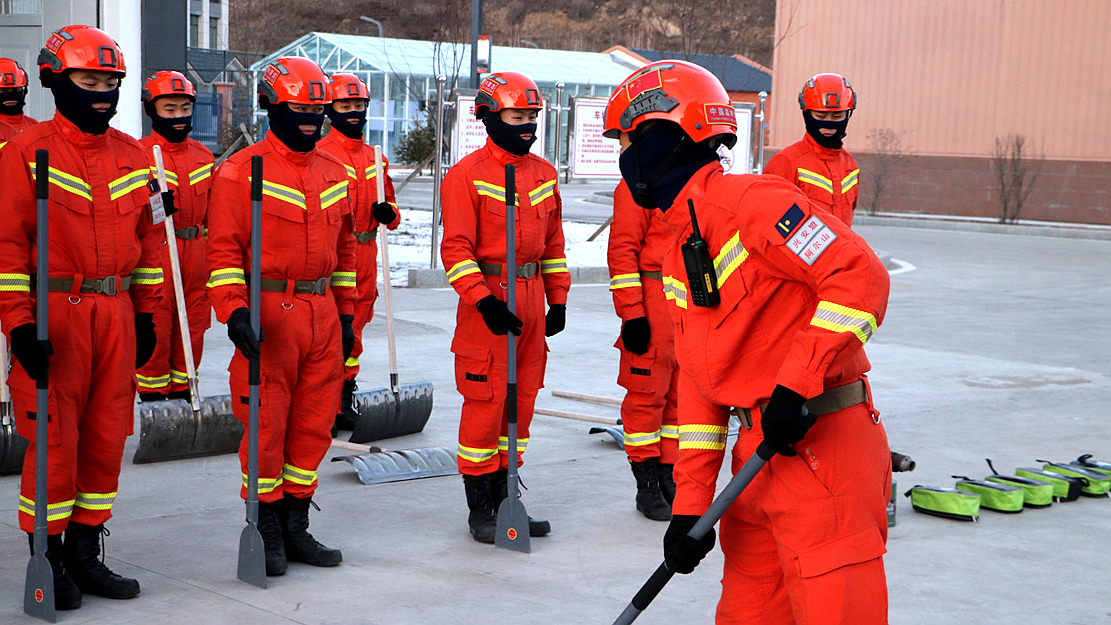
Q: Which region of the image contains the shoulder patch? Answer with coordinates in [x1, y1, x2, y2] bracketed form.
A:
[774, 203, 806, 239]
[785, 213, 838, 266]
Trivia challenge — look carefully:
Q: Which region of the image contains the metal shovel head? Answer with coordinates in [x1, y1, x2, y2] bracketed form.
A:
[495, 494, 531, 553]
[334, 446, 457, 485]
[132, 395, 243, 464]
[24, 553, 55, 622]
[348, 382, 434, 444]
[237, 523, 267, 588]
[0, 422, 29, 476]
[589, 426, 626, 449]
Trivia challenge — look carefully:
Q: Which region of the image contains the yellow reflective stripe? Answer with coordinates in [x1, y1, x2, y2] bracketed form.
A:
[497, 436, 529, 452]
[841, 169, 860, 194]
[19, 496, 76, 521]
[529, 180, 556, 204]
[660, 424, 679, 439]
[609, 273, 642, 290]
[188, 163, 213, 185]
[624, 429, 661, 447]
[137, 373, 171, 389]
[320, 180, 349, 209]
[446, 259, 481, 283]
[130, 267, 164, 285]
[457, 444, 497, 463]
[74, 491, 117, 511]
[474, 180, 506, 201]
[207, 268, 246, 288]
[797, 168, 834, 194]
[0, 272, 31, 292]
[330, 270, 356, 288]
[344, 356, 359, 367]
[109, 169, 151, 201]
[164, 169, 180, 187]
[365, 164, 377, 179]
[261, 180, 307, 209]
[242, 474, 284, 494]
[0, 141, 6, 150]
[810, 300, 878, 345]
[540, 258, 569, 274]
[345, 164, 357, 179]
[713, 232, 749, 289]
[30, 162, 94, 200]
[678, 424, 728, 450]
[663, 276, 688, 310]
[282, 463, 317, 486]
[169, 369, 196, 384]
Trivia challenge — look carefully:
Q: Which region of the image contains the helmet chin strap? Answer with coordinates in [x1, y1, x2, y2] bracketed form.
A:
[631, 127, 694, 208]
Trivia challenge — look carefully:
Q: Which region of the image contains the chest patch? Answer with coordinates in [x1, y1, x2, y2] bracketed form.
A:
[775, 204, 805, 239]
[786, 214, 837, 266]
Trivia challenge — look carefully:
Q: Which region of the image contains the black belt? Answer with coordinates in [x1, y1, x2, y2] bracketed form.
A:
[246, 277, 330, 295]
[732, 380, 868, 430]
[640, 270, 662, 281]
[31, 275, 131, 296]
[354, 230, 378, 244]
[478, 261, 540, 279]
[175, 226, 200, 240]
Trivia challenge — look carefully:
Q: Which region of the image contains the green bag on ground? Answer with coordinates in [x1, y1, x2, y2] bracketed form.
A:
[1038, 461, 1111, 498]
[953, 476, 1024, 513]
[1016, 468, 1082, 501]
[905, 485, 980, 521]
[1074, 454, 1111, 480]
[985, 458, 1053, 508]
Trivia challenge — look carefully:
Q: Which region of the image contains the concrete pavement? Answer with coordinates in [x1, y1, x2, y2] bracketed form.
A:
[0, 223, 1107, 624]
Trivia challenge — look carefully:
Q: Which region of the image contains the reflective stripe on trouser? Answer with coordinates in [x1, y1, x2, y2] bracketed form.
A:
[714, 392, 890, 624]
[136, 236, 211, 394]
[454, 274, 547, 476]
[617, 281, 679, 464]
[12, 293, 137, 533]
[343, 238, 380, 381]
[229, 291, 343, 503]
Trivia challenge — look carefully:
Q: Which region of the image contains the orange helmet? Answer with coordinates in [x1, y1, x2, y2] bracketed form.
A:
[603, 60, 737, 148]
[257, 57, 330, 108]
[37, 25, 126, 79]
[474, 71, 542, 119]
[142, 70, 195, 103]
[0, 58, 28, 89]
[328, 73, 368, 101]
[798, 73, 855, 112]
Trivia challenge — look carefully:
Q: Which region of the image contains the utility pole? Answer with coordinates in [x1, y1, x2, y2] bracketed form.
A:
[469, 0, 483, 88]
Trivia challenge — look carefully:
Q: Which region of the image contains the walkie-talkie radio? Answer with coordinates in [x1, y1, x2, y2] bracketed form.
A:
[681, 199, 720, 307]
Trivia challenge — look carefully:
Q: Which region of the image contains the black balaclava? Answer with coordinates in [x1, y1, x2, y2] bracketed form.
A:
[145, 101, 193, 143]
[483, 110, 537, 156]
[267, 101, 324, 152]
[0, 89, 27, 116]
[803, 110, 849, 149]
[50, 71, 119, 135]
[326, 103, 368, 140]
[618, 121, 721, 211]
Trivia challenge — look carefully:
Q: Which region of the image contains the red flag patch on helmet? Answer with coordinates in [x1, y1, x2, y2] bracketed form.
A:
[625, 69, 663, 100]
[704, 104, 737, 127]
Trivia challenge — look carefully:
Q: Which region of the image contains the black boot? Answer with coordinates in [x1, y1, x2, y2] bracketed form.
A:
[28, 533, 82, 610]
[279, 495, 342, 567]
[462, 474, 498, 544]
[63, 523, 140, 599]
[334, 379, 359, 432]
[658, 461, 676, 506]
[491, 469, 551, 537]
[258, 501, 287, 576]
[166, 389, 192, 402]
[138, 393, 166, 403]
[630, 458, 672, 521]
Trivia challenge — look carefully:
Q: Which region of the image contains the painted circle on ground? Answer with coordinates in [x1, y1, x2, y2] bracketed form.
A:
[507, 528, 517, 540]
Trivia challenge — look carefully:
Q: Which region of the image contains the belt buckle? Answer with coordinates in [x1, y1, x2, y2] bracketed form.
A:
[314, 278, 327, 295]
[101, 276, 117, 296]
[730, 407, 753, 430]
[520, 263, 536, 279]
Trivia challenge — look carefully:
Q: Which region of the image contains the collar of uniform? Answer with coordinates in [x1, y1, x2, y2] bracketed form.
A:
[52, 110, 106, 147]
[325, 128, 366, 151]
[662, 160, 722, 235]
[0, 113, 26, 128]
[264, 130, 315, 166]
[151, 129, 188, 154]
[484, 137, 530, 165]
[803, 132, 842, 161]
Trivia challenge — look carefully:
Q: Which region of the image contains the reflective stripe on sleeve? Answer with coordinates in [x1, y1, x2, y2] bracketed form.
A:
[810, 300, 878, 345]
[797, 168, 834, 194]
[609, 273, 642, 290]
[663, 276, 688, 310]
[841, 169, 860, 194]
[207, 268, 246, 288]
[446, 259, 481, 283]
[330, 271, 356, 288]
[678, 424, 728, 450]
[0, 273, 31, 292]
[345, 356, 359, 367]
[540, 258, 569, 274]
[137, 373, 170, 389]
[660, 424, 679, 439]
[130, 267, 164, 285]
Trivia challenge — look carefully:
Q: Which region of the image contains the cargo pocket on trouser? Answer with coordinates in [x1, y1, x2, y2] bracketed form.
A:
[615, 339, 657, 394]
[794, 523, 889, 625]
[8, 366, 62, 446]
[230, 369, 285, 500]
[453, 342, 494, 401]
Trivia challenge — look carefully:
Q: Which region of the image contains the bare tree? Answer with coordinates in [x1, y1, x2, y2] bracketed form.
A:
[865, 128, 907, 216]
[992, 134, 1043, 224]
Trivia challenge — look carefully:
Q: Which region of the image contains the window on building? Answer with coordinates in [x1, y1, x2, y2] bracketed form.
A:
[190, 15, 200, 48]
[0, 0, 41, 14]
[209, 18, 218, 49]
[209, 0, 221, 17]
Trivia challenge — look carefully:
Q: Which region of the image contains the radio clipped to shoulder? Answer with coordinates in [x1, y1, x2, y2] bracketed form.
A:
[681, 199, 720, 307]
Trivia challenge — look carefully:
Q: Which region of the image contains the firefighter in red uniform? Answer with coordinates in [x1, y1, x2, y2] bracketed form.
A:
[604, 61, 891, 624]
[207, 56, 356, 577]
[440, 71, 569, 543]
[0, 26, 167, 609]
[316, 72, 400, 431]
[608, 181, 679, 521]
[764, 73, 861, 226]
[135, 71, 214, 401]
[0, 58, 38, 146]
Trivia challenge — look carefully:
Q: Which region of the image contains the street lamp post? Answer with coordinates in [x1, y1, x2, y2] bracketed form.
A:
[359, 16, 384, 38]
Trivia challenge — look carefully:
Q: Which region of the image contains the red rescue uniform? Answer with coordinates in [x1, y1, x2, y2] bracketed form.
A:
[764, 133, 860, 226]
[0, 113, 39, 148]
[440, 139, 570, 475]
[0, 113, 165, 534]
[664, 163, 891, 625]
[207, 132, 357, 503]
[607, 181, 679, 463]
[135, 130, 214, 395]
[316, 130, 400, 382]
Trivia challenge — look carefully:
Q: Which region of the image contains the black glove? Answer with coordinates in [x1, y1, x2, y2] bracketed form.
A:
[227, 307, 261, 359]
[9, 323, 51, 381]
[663, 514, 716, 575]
[372, 201, 396, 225]
[340, 314, 355, 360]
[161, 190, 178, 217]
[476, 295, 522, 336]
[760, 385, 817, 457]
[134, 313, 157, 367]
[545, 304, 566, 337]
[621, 316, 651, 355]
